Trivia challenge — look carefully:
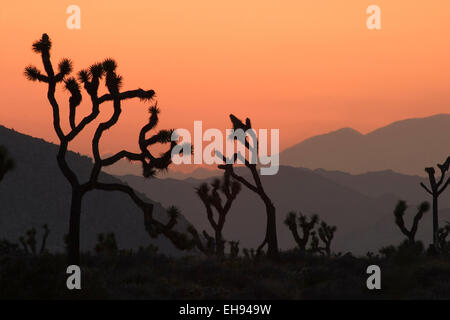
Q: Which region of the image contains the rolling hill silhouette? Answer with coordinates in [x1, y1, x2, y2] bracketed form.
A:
[0, 125, 190, 255]
[2, 121, 449, 256]
[280, 114, 450, 176]
[119, 166, 450, 254]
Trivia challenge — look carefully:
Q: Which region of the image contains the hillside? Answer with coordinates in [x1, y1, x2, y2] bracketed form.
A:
[280, 114, 450, 176]
[118, 166, 450, 254]
[0, 125, 190, 255]
[2, 123, 448, 256]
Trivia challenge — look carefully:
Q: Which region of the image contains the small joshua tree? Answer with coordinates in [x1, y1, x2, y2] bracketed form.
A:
[196, 173, 241, 256]
[437, 222, 450, 252]
[0, 146, 15, 183]
[309, 231, 320, 254]
[143, 205, 210, 255]
[393, 200, 429, 244]
[284, 211, 318, 253]
[217, 114, 279, 260]
[95, 232, 118, 256]
[229, 241, 240, 258]
[146, 205, 242, 257]
[18, 224, 50, 255]
[307, 219, 337, 256]
[318, 221, 337, 257]
[25, 34, 186, 265]
[420, 156, 450, 247]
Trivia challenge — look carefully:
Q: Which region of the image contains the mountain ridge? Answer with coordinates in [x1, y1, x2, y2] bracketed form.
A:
[280, 113, 450, 175]
[118, 165, 450, 254]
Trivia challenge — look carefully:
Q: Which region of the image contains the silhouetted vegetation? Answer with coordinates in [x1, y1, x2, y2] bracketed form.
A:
[420, 156, 450, 248]
[95, 233, 118, 256]
[1, 33, 446, 300]
[196, 173, 241, 256]
[393, 200, 429, 244]
[1, 235, 449, 299]
[285, 212, 336, 257]
[316, 222, 337, 257]
[229, 241, 240, 258]
[18, 225, 49, 256]
[284, 211, 318, 253]
[24, 34, 188, 265]
[218, 114, 279, 260]
[437, 222, 450, 252]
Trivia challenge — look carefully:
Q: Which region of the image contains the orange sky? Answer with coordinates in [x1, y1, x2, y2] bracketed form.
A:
[1, 1, 450, 157]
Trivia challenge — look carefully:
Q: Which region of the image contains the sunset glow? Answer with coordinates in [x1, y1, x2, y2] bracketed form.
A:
[1, 0, 449, 156]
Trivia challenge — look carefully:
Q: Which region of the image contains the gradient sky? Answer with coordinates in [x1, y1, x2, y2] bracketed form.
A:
[1, 1, 449, 157]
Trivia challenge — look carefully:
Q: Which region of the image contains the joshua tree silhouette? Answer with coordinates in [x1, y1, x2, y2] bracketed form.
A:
[0, 146, 15, 183]
[217, 114, 279, 260]
[24, 34, 186, 265]
[95, 232, 118, 256]
[317, 221, 336, 257]
[284, 211, 318, 253]
[393, 200, 429, 244]
[437, 222, 450, 252]
[229, 240, 240, 258]
[195, 173, 241, 256]
[309, 231, 320, 254]
[420, 156, 450, 248]
[307, 219, 336, 256]
[18, 224, 50, 255]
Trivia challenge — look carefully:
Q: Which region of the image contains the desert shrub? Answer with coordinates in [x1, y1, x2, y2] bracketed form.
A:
[95, 232, 118, 256]
[0, 239, 23, 256]
[380, 240, 424, 265]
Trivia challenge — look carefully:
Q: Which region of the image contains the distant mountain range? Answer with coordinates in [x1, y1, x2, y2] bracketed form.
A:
[119, 166, 450, 254]
[107, 114, 450, 179]
[3, 113, 450, 256]
[280, 114, 450, 176]
[0, 125, 189, 255]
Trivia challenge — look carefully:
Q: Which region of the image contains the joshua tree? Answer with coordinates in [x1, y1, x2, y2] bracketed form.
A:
[393, 200, 429, 244]
[317, 221, 336, 257]
[284, 211, 318, 252]
[229, 241, 240, 258]
[25, 34, 187, 264]
[195, 173, 241, 256]
[95, 232, 118, 256]
[243, 248, 258, 259]
[18, 224, 50, 255]
[420, 156, 450, 247]
[142, 205, 213, 256]
[217, 114, 279, 260]
[0, 146, 15, 183]
[308, 220, 337, 256]
[437, 222, 450, 252]
[309, 231, 320, 254]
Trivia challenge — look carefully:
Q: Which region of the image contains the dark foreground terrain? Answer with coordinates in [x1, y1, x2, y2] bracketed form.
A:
[1, 240, 449, 300]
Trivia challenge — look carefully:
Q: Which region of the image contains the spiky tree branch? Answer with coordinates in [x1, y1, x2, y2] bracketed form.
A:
[284, 211, 318, 252]
[217, 114, 279, 260]
[317, 221, 336, 257]
[420, 156, 450, 248]
[393, 200, 429, 244]
[25, 34, 185, 265]
[195, 173, 241, 256]
[437, 222, 450, 252]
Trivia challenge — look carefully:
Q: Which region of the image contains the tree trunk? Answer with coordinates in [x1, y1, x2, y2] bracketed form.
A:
[215, 230, 225, 257]
[264, 199, 279, 260]
[68, 188, 83, 265]
[432, 195, 439, 248]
